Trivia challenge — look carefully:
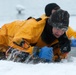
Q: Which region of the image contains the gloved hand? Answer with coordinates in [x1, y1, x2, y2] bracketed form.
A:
[0, 52, 6, 60]
[53, 54, 61, 62]
[6, 47, 29, 62]
[39, 46, 53, 62]
[71, 39, 76, 47]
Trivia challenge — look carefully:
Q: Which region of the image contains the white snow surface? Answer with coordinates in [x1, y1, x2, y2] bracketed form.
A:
[0, 57, 76, 75]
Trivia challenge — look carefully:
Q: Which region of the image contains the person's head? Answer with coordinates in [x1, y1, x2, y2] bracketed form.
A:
[45, 3, 60, 17]
[48, 9, 70, 38]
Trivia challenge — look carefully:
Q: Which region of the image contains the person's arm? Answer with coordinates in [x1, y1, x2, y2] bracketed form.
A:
[9, 18, 45, 53]
[66, 26, 76, 39]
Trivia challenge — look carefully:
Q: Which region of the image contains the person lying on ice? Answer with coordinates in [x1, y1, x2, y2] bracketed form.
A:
[5, 9, 71, 63]
[0, 3, 75, 62]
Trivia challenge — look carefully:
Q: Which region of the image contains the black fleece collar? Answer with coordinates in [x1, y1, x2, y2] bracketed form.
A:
[41, 20, 57, 44]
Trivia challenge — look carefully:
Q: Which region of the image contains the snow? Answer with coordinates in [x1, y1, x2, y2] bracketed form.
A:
[0, 0, 76, 75]
[0, 57, 76, 75]
[70, 16, 76, 30]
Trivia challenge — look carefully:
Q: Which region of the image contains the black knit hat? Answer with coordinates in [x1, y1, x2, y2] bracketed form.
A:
[48, 9, 70, 30]
[45, 3, 60, 17]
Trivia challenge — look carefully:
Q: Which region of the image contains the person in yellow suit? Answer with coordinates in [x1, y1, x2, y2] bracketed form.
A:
[3, 9, 70, 63]
[0, 4, 70, 60]
[0, 3, 74, 63]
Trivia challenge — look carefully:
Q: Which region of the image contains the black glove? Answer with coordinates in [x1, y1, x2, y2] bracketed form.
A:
[0, 52, 6, 60]
[16, 51, 29, 62]
[58, 33, 71, 53]
[6, 47, 29, 62]
[54, 54, 61, 62]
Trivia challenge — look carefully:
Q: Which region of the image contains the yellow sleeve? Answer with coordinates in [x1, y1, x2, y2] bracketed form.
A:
[10, 18, 45, 53]
[73, 32, 76, 38]
[66, 26, 76, 39]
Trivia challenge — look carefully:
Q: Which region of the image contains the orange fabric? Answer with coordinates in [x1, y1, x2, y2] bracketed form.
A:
[66, 26, 76, 39]
[53, 48, 68, 61]
[0, 45, 8, 52]
[74, 32, 76, 38]
[10, 18, 47, 52]
[0, 20, 27, 52]
[0, 18, 48, 54]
